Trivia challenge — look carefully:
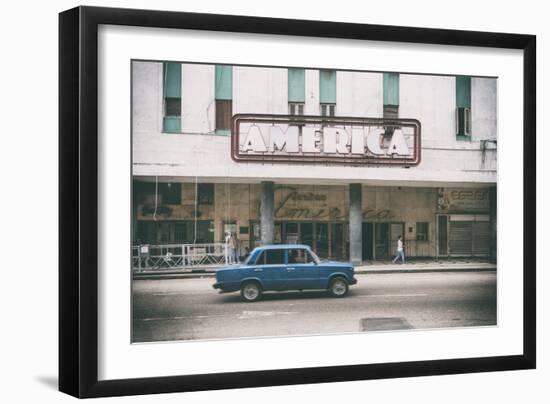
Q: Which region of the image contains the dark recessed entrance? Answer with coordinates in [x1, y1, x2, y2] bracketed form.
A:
[362, 222, 374, 260]
[362, 222, 405, 260]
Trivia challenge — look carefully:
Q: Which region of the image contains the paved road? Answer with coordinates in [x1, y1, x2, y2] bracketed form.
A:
[132, 271, 496, 342]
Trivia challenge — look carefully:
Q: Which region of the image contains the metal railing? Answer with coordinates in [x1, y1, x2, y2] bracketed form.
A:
[132, 243, 230, 272]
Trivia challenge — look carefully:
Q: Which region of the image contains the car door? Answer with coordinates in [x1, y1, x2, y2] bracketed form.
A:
[285, 248, 321, 290]
[249, 249, 285, 291]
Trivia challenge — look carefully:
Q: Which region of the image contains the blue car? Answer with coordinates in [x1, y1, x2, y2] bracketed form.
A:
[213, 244, 357, 302]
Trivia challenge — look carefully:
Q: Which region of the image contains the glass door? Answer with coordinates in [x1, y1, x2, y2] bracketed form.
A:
[330, 223, 345, 260]
[315, 223, 329, 258]
[283, 222, 299, 244]
[374, 223, 389, 258]
[300, 223, 314, 250]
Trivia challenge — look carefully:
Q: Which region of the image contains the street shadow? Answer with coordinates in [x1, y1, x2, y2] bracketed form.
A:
[218, 289, 356, 303]
[35, 375, 58, 390]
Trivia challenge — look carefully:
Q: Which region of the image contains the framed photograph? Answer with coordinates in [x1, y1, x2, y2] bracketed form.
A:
[59, 6, 536, 398]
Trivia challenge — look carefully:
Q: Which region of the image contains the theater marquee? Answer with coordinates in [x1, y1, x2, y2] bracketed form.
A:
[231, 114, 421, 165]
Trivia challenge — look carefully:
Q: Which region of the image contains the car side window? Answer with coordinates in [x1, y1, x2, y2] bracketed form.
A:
[287, 249, 312, 264]
[265, 249, 285, 265]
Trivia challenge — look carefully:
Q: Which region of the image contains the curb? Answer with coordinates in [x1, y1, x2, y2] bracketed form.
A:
[357, 267, 496, 275]
[133, 266, 496, 280]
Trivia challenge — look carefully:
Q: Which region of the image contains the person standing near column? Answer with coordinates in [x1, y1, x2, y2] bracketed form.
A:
[232, 232, 241, 264]
[392, 235, 405, 264]
[224, 231, 232, 264]
[228, 231, 238, 264]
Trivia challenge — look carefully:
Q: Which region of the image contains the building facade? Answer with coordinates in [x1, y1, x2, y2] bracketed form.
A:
[132, 61, 497, 264]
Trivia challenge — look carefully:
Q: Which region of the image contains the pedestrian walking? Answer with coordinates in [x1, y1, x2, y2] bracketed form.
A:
[392, 235, 405, 264]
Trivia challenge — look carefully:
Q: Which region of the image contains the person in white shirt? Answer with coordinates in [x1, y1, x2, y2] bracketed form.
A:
[392, 235, 405, 264]
[224, 231, 232, 264]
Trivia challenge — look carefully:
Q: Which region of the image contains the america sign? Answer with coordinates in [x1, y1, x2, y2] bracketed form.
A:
[230, 114, 421, 165]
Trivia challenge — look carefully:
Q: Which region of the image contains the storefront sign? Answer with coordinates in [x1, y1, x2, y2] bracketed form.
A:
[231, 114, 421, 165]
[438, 188, 490, 212]
[274, 186, 395, 220]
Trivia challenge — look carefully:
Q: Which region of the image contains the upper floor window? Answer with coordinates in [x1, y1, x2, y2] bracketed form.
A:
[319, 70, 336, 116]
[215, 65, 233, 134]
[456, 76, 472, 138]
[198, 183, 215, 205]
[159, 183, 181, 205]
[162, 63, 182, 133]
[289, 103, 304, 116]
[320, 104, 335, 117]
[288, 68, 305, 116]
[134, 181, 181, 205]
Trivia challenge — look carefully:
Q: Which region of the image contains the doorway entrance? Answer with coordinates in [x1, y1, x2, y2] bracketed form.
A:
[362, 222, 405, 260]
[249, 221, 349, 260]
[280, 221, 348, 260]
[362, 223, 374, 260]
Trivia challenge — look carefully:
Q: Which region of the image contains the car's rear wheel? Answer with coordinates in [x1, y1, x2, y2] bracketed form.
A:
[328, 277, 349, 298]
[240, 281, 262, 302]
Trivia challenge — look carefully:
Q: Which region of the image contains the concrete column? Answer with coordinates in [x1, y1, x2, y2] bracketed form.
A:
[260, 181, 274, 245]
[349, 183, 363, 265]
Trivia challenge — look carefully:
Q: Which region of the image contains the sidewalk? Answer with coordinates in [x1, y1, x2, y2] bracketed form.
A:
[355, 258, 496, 274]
[133, 258, 496, 280]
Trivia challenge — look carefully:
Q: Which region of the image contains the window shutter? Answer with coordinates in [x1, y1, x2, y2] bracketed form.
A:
[215, 65, 233, 101]
[456, 76, 471, 108]
[163, 63, 181, 98]
[383, 73, 399, 106]
[319, 70, 336, 104]
[288, 68, 305, 103]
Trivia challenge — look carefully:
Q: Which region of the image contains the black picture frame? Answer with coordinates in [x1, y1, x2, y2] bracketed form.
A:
[59, 6, 536, 398]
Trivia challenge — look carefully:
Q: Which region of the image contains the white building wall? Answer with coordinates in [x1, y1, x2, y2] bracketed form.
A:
[336, 71, 382, 117]
[233, 66, 287, 115]
[132, 61, 163, 135]
[399, 74, 455, 149]
[472, 77, 498, 141]
[181, 64, 215, 134]
[132, 62, 497, 186]
[304, 69, 320, 115]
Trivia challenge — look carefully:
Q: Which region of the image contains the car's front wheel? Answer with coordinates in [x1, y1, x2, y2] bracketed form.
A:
[240, 281, 262, 302]
[328, 277, 349, 298]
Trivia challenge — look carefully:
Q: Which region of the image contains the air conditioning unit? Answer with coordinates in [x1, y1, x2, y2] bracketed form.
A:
[456, 107, 471, 137]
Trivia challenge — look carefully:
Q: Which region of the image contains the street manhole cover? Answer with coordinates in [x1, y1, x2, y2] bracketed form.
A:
[361, 317, 413, 331]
